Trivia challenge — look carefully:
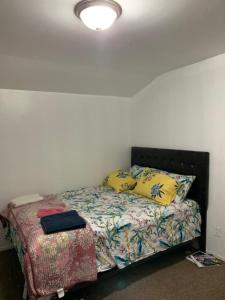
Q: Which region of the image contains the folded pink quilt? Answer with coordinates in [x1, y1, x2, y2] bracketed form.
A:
[37, 207, 65, 218]
[3, 195, 97, 299]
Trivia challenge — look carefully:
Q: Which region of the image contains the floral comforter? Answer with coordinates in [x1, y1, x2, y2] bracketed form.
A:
[2, 185, 201, 297]
[59, 186, 201, 271]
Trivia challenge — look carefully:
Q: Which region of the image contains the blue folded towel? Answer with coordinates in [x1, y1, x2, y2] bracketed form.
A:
[40, 210, 86, 234]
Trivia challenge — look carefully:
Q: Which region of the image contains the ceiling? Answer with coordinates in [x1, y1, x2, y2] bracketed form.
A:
[1, 0, 225, 97]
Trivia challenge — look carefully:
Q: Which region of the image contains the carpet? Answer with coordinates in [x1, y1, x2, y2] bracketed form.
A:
[0, 249, 224, 300]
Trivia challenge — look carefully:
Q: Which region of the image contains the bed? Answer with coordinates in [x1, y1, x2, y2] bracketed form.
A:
[1, 147, 209, 300]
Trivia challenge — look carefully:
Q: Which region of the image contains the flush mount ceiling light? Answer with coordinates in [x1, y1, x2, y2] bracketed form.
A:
[75, 0, 122, 31]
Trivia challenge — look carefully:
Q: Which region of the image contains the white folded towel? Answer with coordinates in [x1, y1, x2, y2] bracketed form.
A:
[10, 193, 43, 208]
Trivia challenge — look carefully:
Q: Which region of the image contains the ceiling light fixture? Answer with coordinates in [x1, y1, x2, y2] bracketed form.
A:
[75, 0, 122, 31]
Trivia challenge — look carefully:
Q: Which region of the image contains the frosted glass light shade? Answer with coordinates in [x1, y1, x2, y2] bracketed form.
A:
[80, 6, 117, 30]
[75, 0, 122, 31]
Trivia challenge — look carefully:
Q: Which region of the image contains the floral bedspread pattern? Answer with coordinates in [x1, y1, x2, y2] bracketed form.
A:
[59, 186, 201, 271]
[1, 195, 97, 299]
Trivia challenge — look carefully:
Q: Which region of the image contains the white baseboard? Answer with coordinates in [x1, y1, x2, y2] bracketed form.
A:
[208, 250, 225, 261]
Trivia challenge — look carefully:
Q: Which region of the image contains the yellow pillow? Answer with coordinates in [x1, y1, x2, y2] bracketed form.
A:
[104, 169, 136, 193]
[133, 173, 177, 205]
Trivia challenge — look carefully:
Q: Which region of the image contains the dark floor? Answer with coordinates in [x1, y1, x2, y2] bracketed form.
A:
[0, 249, 225, 300]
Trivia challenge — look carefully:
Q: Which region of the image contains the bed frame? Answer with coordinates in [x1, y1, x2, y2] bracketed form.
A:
[69, 147, 210, 299]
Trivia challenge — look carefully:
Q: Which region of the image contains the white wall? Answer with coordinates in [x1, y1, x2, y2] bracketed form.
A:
[131, 52, 225, 259]
[0, 89, 131, 250]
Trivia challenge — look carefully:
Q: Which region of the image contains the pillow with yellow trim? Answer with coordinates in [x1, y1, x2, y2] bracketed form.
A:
[133, 173, 177, 205]
[103, 169, 136, 193]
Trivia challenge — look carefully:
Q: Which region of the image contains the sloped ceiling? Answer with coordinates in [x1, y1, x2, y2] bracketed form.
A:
[1, 0, 225, 97]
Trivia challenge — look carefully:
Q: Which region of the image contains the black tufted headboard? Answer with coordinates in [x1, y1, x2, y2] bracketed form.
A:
[131, 147, 209, 250]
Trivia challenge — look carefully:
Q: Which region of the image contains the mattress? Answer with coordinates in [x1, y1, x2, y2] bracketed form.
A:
[59, 186, 201, 272]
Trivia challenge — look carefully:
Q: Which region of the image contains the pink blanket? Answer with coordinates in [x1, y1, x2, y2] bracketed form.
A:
[37, 207, 65, 218]
[3, 195, 97, 299]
